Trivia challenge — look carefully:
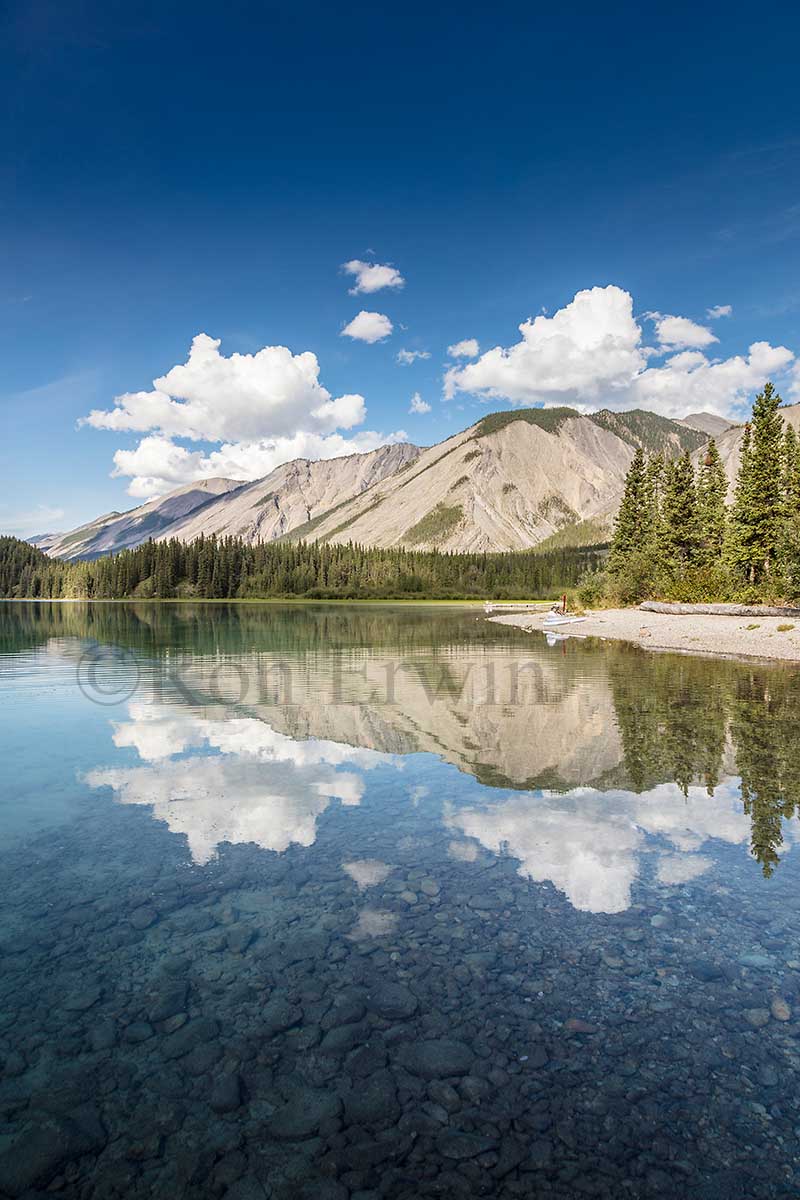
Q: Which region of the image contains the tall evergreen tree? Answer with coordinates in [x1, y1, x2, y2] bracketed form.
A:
[726, 422, 752, 576]
[608, 448, 649, 576]
[727, 382, 785, 583]
[0, 535, 605, 603]
[644, 454, 664, 535]
[695, 438, 728, 566]
[779, 423, 800, 595]
[658, 451, 698, 571]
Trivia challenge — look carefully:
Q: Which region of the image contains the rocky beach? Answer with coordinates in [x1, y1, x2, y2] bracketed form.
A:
[489, 607, 800, 663]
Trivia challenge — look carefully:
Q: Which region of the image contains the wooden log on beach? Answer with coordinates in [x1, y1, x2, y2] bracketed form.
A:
[640, 601, 800, 618]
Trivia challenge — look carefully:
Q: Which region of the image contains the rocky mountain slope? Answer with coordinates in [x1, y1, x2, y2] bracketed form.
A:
[40, 445, 421, 561]
[162, 443, 420, 547]
[679, 412, 734, 437]
[38, 405, 717, 559]
[274, 407, 706, 553]
[36, 478, 242, 560]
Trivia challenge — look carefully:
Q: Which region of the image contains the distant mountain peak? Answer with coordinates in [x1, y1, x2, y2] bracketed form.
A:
[678, 411, 735, 437]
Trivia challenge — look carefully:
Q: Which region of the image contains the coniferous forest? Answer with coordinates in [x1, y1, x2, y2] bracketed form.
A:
[0, 534, 603, 601]
[585, 382, 800, 605]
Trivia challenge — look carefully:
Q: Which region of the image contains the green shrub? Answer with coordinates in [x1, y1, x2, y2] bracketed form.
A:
[606, 551, 659, 605]
[577, 568, 609, 608]
[653, 564, 736, 604]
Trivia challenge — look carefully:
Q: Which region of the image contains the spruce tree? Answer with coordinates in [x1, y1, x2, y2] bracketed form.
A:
[780, 422, 800, 594]
[727, 382, 785, 584]
[608, 448, 649, 576]
[644, 454, 665, 538]
[695, 438, 728, 566]
[726, 422, 752, 576]
[659, 451, 698, 572]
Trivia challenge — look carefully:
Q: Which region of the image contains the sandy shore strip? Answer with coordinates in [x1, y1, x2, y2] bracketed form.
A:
[488, 607, 800, 663]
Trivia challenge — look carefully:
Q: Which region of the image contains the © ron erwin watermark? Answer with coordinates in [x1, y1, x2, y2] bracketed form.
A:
[76, 644, 556, 709]
[76, 644, 141, 706]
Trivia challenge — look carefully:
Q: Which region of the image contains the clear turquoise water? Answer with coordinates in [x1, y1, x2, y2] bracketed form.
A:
[1, 601, 800, 1198]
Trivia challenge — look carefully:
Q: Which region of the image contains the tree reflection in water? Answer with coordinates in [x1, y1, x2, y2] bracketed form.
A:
[609, 644, 800, 876]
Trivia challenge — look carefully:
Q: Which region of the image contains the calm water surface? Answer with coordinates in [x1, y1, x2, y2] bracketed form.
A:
[2, 602, 800, 1199]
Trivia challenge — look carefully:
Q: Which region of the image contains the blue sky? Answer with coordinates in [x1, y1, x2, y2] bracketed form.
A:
[2, 0, 800, 534]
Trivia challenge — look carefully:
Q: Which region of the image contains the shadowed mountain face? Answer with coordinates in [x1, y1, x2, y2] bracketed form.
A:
[159, 443, 421, 547]
[38, 445, 421, 561]
[36, 478, 243, 560]
[37, 405, 709, 559]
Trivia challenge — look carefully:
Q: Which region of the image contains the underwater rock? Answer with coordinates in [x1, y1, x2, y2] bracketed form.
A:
[210, 1072, 243, 1113]
[161, 1016, 220, 1061]
[365, 981, 418, 1021]
[0, 1108, 106, 1195]
[266, 1089, 342, 1140]
[396, 1038, 474, 1079]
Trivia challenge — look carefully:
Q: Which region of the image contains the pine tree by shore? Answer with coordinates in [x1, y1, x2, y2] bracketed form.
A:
[590, 382, 800, 605]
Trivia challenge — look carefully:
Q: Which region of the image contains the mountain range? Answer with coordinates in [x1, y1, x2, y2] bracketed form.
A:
[33, 405, 761, 560]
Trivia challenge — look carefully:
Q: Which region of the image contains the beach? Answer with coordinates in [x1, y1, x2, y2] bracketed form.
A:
[488, 606, 800, 663]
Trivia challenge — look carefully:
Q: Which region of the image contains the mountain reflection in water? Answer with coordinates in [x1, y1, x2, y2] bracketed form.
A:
[6, 600, 798, 910]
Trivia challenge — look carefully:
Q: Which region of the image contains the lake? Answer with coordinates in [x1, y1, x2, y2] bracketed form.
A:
[1, 601, 800, 1199]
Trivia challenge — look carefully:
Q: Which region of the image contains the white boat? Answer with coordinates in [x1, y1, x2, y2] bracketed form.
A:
[543, 616, 587, 627]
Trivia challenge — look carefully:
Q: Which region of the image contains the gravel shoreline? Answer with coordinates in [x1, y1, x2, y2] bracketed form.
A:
[488, 607, 800, 663]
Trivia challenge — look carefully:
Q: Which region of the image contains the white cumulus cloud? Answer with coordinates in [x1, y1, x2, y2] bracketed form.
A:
[444, 286, 646, 405]
[447, 338, 480, 359]
[79, 332, 407, 499]
[788, 360, 800, 399]
[83, 333, 365, 441]
[396, 348, 431, 365]
[341, 311, 394, 343]
[650, 313, 718, 349]
[630, 341, 794, 419]
[342, 260, 405, 295]
[443, 285, 795, 420]
[409, 393, 431, 414]
[707, 304, 733, 319]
